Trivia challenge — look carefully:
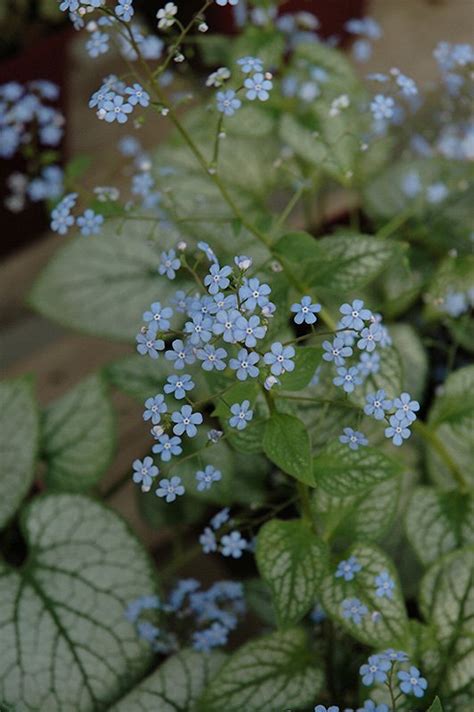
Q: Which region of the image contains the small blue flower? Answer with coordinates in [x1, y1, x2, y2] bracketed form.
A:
[192, 622, 228, 652]
[322, 337, 353, 366]
[197, 344, 227, 371]
[229, 349, 260, 381]
[200, 526, 217, 553]
[185, 314, 213, 345]
[370, 94, 395, 121]
[291, 296, 321, 325]
[357, 323, 383, 352]
[216, 90, 241, 116]
[102, 94, 133, 123]
[239, 277, 271, 311]
[51, 208, 75, 235]
[212, 309, 240, 343]
[234, 314, 267, 348]
[132, 456, 158, 490]
[143, 301, 173, 331]
[244, 72, 273, 101]
[158, 249, 180, 279]
[237, 56, 264, 74]
[172, 405, 203, 437]
[125, 82, 150, 107]
[339, 428, 368, 450]
[203, 263, 232, 295]
[314, 705, 339, 712]
[229, 400, 253, 430]
[358, 351, 381, 377]
[155, 475, 185, 503]
[221, 531, 247, 558]
[264, 342, 295, 376]
[164, 374, 194, 399]
[374, 571, 395, 599]
[364, 390, 392, 420]
[196, 465, 222, 491]
[385, 414, 411, 446]
[115, 0, 134, 22]
[357, 700, 389, 712]
[333, 366, 362, 393]
[426, 182, 448, 204]
[86, 31, 109, 59]
[381, 648, 409, 663]
[215, 0, 239, 7]
[359, 654, 391, 686]
[143, 394, 167, 424]
[393, 392, 420, 423]
[132, 172, 154, 196]
[396, 73, 417, 96]
[197, 241, 218, 263]
[76, 209, 104, 236]
[165, 339, 196, 370]
[136, 330, 164, 359]
[211, 507, 230, 530]
[339, 300, 372, 330]
[335, 556, 362, 581]
[398, 666, 428, 698]
[341, 597, 368, 624]
[152, 434, 182, 462]
[401, 169, 422, 197]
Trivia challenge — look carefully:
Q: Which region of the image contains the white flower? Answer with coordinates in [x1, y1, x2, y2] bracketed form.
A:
[157, 2, 178, 29]
[206, 67, 231, 88]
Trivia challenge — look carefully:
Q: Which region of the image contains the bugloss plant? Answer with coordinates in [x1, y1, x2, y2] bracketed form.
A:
[0, 2, 473, 711]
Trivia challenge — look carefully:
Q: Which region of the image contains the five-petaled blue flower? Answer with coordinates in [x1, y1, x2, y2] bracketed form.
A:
[195, 465, 222, 491]
[132, 457, 158, 490]
[364, 390, 392, 420]
[143, 394, 167, 424]
[374, 570, 395, 599]
[172, 405, 203, 437]
[264, 342, 295, 376]
[340, 299, 372, 330]
[76, 209, 104, 236]
[358, 351, 380, 376]
[165, 339, 196, 369]
[322, 337, 353, 366]
[158, 249, 180, 279]
[370, 94, 395, 121]
[244, 72, 273, 101]
[115, 0, 134, 22]
[164, 374, 194, 399]
[341, 597, 368, 624]
[393, 392, 420, 423]
[143, 301, 173, 331]
[239, 277, 271, 310]
[339, 427, 368, 450]
[152, 434, 182, 462]
[237, 56, 264, 74]
[221, 531, 247, 558]
[291, 296, 321, 325]
[125, 83, 150, 107]
[359, 654, 391, 686]
[314, 705, 339, 712]
[335, 555, 362, 581]
[229, 349, 260, 381]
[357, 700, 389, 712]
[385, 414, 411, 446]
[200, 526, 217, 553]
[357, 323, 383, 352]
[204, 263, 233, 295]
[333, 366, 362, 393]
[398, 666, 428, 698]
[102, 94, 133, 123]
[197, 344, 227, 371]
[234, 314, 267, 348]
[185, 314, 213, 345]
[229, 400, 253, 430]
[155, 475, 185, 503]
[212, 309, 240, 343]
[136, 330, 164, 359]
[216, 90, 241, 116]
[86, 31, 109, 59]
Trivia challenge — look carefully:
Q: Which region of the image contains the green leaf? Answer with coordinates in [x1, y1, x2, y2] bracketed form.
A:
[279, 347, 322, 391]
[390, 324, 428, 401]
[425, 255, 474, 321]
[313, 441, 402, 497]
[352, 344, 403, 402]
[256, 519, 328, 626]
[0, 378, 39, 528]
[406, 487, 474, 567]
[105, 354, 169, 401]
[0, 494, 156, 710]
[426, 697, 444, 712]
[198, 628, 323, 712]
[30, 219, 189, 341]
[420, 547, 474, 695]
[263, 413, 314, 485]
[41, 375, 115, 492]
[111, 649, 226, 711]
[320, 543, 409, 647]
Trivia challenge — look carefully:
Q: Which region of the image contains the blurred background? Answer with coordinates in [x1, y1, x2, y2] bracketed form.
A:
[0, 0, 472, 551]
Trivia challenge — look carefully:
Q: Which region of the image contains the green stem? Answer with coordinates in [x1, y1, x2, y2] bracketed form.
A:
[413, 420, 468, 492]
[376, 210, 411, 240]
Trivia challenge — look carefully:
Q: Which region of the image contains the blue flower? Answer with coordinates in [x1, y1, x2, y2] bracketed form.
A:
[370, 94, 395, 121]
[196, 465, 222, 491]
[197, 240, 218, 263]
[239, 277, 271, 311]
[158, 249, 180, 279]
[381, 648, 409, 663]
[401, 169, 422, 197]
[155, 475, 185, 503]
[291, 296, 321, 325]
[229, 400, 253, 430]
[398, 666, 428, 698]
[264, 342, 295, 376]
[234, 314, 267, 348]
[143, 301, 173, 331]
[164, 374, 194, 400]
[86, 31, 109, 59]
[237, 56, 264, 74]
[215, 0, 239, 6]
[357, 323, 383, 352]
[339, 300, 372, 330]
[51, 207, 75, 235]
[136, 330, 164, 359]
[216, 90, 241, 116]
[357, 700, 389, 712]
[197, 344, 227, 371]
[143, 394, 167, 424]
[339, 428, 368, 450]
[221, 531, 247, 558]
[152, 434, 182, 462]
[396, 73, 417, 96]
[385, 414, 411, 446]
[212, 309, 240, 343]
[102, 94, 133, 123]
[125, 82, 149, 107]
[359, 654, 391, 686]
[172, 405, 203, 437]
[211, 507, 230, 530]
[393, 392, 420, 423]
[333, 366, 362, 393]
[335, 556, 362, 581]
[115, 0, 134, 21]
[192, 622, 228, 652]
[132, 456, 158, 490]
[314, 706, 339, 712]
[374, 571, 395, 599]
[426, 182, 448, 204]
[132, 172, 154, 196]
[358, 351, 381, 377]
[244, 72, 273, 101]
[165, 339, 196, 370]
[322, 337, 353, 366]
[204, 263, 232, 295]
[200, 526, 217, 553]
[364, 390, 392, 420]
[185, 314, 213, 345]
[75, 209, 104, 236]
[229, 349, 260, 381]
[341, 597, 368, 624]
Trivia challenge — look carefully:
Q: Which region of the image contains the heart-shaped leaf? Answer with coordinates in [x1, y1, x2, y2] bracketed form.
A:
[263, 413, 314, 485]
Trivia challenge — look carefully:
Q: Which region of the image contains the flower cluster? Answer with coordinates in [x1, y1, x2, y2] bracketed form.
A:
[199, 507, 249, 559]
[50, 192, 104, 236]
[89, 75, 150, 124]
[212, 55, 274, 118]
[336, 556, 396, 625]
